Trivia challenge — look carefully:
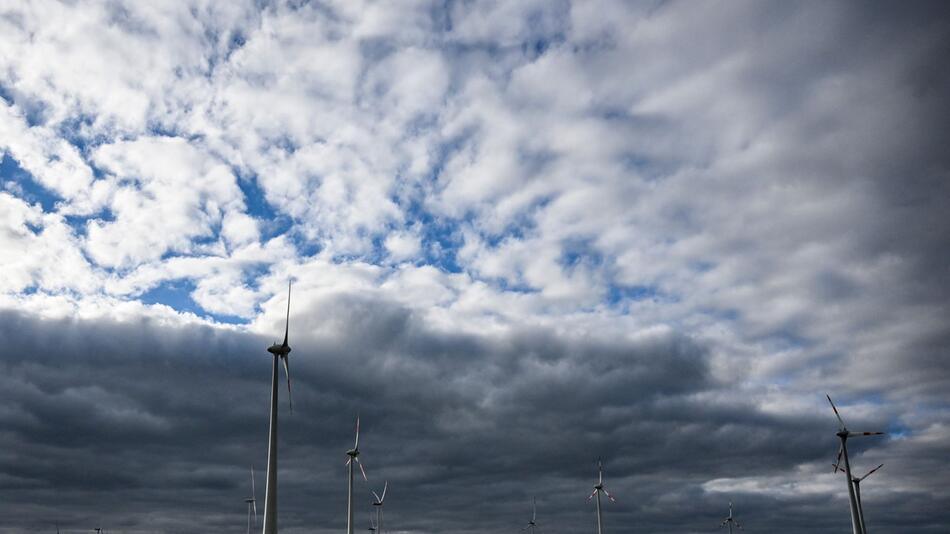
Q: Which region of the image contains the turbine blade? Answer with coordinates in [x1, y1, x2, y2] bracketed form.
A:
[847, 431, 884, 437]
[833, 444, 843, 472]
[826, 394, 847, 430]
[282, 281, 291, 346]
[281, 355, 293, 413]
[859, 463, 884, 481]
[251, 466, 255, 497]
[372, 490, 382, 503]
[354, 415, 361, 450]
[356, 457, 368, 481]
[381, 480, 388, 502]
[253, 500, 257, 524]
[602, 487, 616, 503]
[533, 497, 537, 521]
[587, 489, 597, 502]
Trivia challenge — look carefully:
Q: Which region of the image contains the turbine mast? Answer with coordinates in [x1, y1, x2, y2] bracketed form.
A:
[262, 353, 279, 534]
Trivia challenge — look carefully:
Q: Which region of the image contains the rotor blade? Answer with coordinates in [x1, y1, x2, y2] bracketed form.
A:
[533, 497, 537, 521]
[281, 355, 293, 413]
[587, 489, 597, 502]
[834, 444, 843, 472]
[356, 457, 368, 481]
[253, 499, 258, 524]
[602, 487, 616, 503]
[381, 480, 388, 502]
[859, 463, 884, 481]
[251, 466, 256, 497]
[282, 280, 291, 346]
[372, 490, 382, 503]
[847, 431, 884, 437]
[355, 415, 361, 450]
[826, 394, 847, 429]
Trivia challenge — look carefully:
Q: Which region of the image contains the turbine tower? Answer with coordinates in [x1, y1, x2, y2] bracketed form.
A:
[827, 394, 884, 534]
[719, 501, 742, 533]
[367, 512, 377, 534]
[834, 463, 884, 534]
[263, 282, 294, 534]
[521, 497, 538, 533]
[245, 466, 258, 534]
[346, 416, 368, 534]
[372, 481, 388, 534]
[587, 459, 616, 534]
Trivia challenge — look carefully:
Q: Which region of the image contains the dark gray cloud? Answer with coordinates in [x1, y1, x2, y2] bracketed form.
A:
[1, 294, 945, 534]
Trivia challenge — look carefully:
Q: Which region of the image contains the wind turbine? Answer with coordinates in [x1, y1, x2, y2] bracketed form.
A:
[827, 394, 884, 534]
[834, 463, 884, 534]
[245, 466, 258, 534]
[263, 281, 294, 534]
[522, 497, 539, 533]
[367, 512, 377, 534]
[587, 459, 616, 534]
[719, 501, 742, 533]
[346, 416, 368, 534]
[372, 481, 388, 534]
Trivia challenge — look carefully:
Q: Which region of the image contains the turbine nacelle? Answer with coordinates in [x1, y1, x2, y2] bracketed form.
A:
[267, 343, 291, 357]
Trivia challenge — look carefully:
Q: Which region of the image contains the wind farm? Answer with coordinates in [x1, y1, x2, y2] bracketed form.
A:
[1, 1, 946, 533]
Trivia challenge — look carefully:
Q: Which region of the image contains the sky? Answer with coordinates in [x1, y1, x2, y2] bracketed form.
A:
[1, 0, 949, 532]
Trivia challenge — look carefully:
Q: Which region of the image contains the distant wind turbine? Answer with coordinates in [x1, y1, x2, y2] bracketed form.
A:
[834, 463, 884, 534]
[719, 501, 742, 533]
[263, 281, 294, 534]
[245, 466, 258, 534]
[372, 481, 388, 534]
[346, 415, 368, 534]
[827, 394, 884, 534]
[587, 459, 616, 534]
[522, 497, 539, 533]
[367, 512, 377, 534]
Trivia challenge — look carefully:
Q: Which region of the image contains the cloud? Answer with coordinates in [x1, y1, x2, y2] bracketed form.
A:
[0, 1, 948, 532]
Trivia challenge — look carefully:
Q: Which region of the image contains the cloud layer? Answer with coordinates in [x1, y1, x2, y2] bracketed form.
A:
[1, 1, 948, 532]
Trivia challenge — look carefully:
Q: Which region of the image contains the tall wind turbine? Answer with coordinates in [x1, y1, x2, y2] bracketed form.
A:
[263, 281, 294, 534]
[346, 416, 368, 534]
[245, 466, 258, 534]
[827, 394, 884, 534]
[521, 497, 539, 533]
[372, 481, 388, 534]
[719, 501, 742, 533]
[834, 463, 884, 534]
[587, 459, 616, 534]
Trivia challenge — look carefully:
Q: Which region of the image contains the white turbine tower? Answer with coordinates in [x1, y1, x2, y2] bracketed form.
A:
[834, 463, 884, 534]
[521, 497, 538, 533]
[262, 282, 294, 534]
[372, 481, 388, 534]
[346, 416, 368, 534]
[719, 501, 742, 533]
[587, 460, 616, 534]
[245, 466, 258, 534]
[827, 394, 884, 534]
[367, 512, 377, 534]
